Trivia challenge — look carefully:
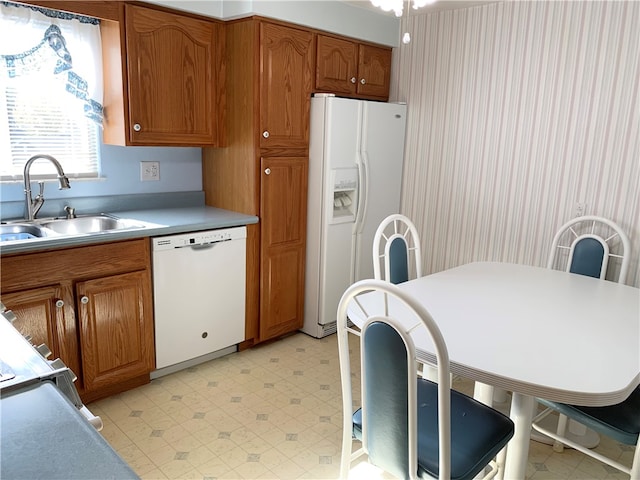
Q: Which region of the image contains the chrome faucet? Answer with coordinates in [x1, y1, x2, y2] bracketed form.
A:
[23, 154, 71, 221]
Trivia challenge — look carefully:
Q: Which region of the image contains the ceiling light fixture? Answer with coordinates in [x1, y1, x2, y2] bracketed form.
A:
[371, 0, 436, 44]
[370, 0, 436, 18]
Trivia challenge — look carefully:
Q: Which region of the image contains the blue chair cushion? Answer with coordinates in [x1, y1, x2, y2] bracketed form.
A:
[352, 378, 515, 480]
[537, 385, 640, 446]
[389, 237, 410, 284]
[570, 237, 605, 278]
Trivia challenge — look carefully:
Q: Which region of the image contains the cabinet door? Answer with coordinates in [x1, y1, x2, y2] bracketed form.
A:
[77, 270, 154, 392]
[1, 286, 80, 376]
[260, 157, 308, 341]
[357, 44, 392, 100]
[2, 287, 62, 354]
[315, 34, 357, 95]
[125, 4, 220, 145]
[260, 22, 313, 149]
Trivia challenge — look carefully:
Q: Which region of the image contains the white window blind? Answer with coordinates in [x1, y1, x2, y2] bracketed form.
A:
[1, 77, 100, 180]
[0, 1, 102, 182]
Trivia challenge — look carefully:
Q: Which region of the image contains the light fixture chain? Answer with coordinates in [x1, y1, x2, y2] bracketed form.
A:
[402, 0, 411, 44]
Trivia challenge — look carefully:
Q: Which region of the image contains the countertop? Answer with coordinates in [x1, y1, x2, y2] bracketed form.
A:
[0, 205, 259, 255]
[0, 312, 139, 479]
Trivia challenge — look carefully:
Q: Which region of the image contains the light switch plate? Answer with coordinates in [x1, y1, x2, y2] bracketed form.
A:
[141, 161, 160, 181]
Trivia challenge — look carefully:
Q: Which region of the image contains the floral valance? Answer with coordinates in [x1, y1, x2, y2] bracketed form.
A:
[0, 1, 103, 125]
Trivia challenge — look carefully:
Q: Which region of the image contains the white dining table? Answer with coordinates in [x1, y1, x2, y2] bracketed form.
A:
[346, 262, 640, 479]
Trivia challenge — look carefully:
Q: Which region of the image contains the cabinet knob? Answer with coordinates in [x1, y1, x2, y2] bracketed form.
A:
[55, 299, 64, 308]
[262, 131, 269, 138]
[264, 168, 271, 175]
[133, 123, 142, 132]
[350, 77, 356, 84]
[80, 296, 89, 305]
[360, 78, 366, 85]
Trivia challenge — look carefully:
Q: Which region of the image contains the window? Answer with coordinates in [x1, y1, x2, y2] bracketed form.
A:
[0, 2, 103, 182]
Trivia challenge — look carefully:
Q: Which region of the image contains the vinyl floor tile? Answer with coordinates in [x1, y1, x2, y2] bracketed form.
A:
[91, 332, 633, 479]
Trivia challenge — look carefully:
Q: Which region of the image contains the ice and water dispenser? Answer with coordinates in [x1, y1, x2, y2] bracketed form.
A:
[329, 168, 358, 224]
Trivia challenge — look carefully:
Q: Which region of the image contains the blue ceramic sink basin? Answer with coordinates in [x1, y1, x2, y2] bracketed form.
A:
[0, 224, 48, 242]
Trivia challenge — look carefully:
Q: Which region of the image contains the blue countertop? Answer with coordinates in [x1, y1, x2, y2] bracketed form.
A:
[0, 313, 139, 479]
[0, 205, 258, 255]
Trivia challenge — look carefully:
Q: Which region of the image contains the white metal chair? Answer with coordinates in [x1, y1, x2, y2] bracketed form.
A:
[546, 215, 630, 282]
[372, 213, 422, 285]
[372, 213, 439, 382]
[337, 279, 515, 480]
[530, 215, 637, 476]
[532, 387, 640, 478]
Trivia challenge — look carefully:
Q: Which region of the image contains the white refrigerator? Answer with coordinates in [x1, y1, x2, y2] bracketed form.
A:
[302, 94, 407, 338]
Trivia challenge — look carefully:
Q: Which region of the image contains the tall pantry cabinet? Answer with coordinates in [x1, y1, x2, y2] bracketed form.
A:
[202, 18, 312, 345]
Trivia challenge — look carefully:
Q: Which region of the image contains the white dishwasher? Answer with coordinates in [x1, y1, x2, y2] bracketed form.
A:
[151, 226, 246, 375]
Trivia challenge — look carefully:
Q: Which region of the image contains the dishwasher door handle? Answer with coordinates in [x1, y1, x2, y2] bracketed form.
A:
[169, 239, 233, 251]
[171, 242, 218, 251]
[188, 243, 216, 251]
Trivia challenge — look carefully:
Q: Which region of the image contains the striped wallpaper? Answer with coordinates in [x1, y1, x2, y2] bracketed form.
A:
[390, 0, 640, 287]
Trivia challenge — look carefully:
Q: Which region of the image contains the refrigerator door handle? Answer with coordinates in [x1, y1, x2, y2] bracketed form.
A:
[354, 152, 369, 234]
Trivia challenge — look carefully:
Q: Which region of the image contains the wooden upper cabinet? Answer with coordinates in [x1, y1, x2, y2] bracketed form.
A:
[358, 43, 392, 99]
[315, 35, 358, 95]
[315, 34, 392, 100]
[109, 4, 223, 146]
[259, 22, 313, 150]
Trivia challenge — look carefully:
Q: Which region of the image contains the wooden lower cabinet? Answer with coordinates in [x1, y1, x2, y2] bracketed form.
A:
[1, 286, 80, 378]
[77, 270, 154, 393]
[259, 156, 308, 340]
[0, 239, 155, 402]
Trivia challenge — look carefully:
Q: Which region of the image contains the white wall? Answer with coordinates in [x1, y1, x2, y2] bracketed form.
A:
[391, 0, 640, 286]
[146, 0, 401, 46]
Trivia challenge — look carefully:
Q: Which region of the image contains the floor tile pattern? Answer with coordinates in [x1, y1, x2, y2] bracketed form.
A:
[90, 333, 633, 479]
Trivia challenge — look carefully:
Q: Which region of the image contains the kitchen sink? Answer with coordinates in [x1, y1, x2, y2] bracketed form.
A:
[37, 214, 146, 235]
[0, 224, 49, 242]
[0, 214, 152, 243]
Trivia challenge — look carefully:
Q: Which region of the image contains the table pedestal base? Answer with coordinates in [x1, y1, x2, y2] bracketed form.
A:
[504, 393, 535, 480]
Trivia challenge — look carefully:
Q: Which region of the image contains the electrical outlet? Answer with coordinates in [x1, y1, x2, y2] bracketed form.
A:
[575, 202, 586, 217]
[141, 161, 160, 181]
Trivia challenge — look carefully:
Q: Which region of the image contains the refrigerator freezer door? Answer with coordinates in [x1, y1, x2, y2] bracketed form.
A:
[329, 168, 358, 224]
[317, 98, 360, 326]
[303, 96, 407, 336]
[319, 220, 354, 325]
[323, 97, 361, 171]
[305, 97, 361, 332]
[353, 101, 407, 282]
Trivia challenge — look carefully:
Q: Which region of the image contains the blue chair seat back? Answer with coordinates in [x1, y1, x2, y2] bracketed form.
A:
[389, 237, 410, 284]
[356, 317, 515, 480]
[570, 237, 605, 278]
[362, 320, 411, 478]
